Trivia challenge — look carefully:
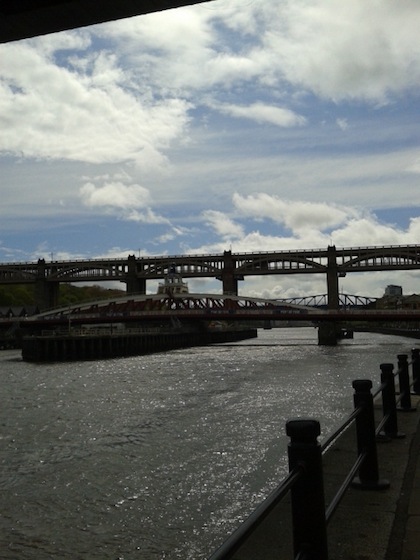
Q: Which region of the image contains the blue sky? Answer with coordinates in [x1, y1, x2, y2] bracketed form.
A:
[1, 0, 420, 298]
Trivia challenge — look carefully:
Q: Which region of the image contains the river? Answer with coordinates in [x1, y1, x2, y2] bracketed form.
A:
[0, 327, 415, 559]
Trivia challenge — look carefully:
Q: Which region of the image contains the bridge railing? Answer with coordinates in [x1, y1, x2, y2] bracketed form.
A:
[1, 243, 420, 267]
[208, 349, 420, 560]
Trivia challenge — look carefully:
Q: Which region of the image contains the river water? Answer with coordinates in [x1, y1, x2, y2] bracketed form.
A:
[0, 327, 415, 559]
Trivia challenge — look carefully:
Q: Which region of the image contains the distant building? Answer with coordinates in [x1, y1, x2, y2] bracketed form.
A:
[384, 285, 403, 296]
[376, 293, 420, 310]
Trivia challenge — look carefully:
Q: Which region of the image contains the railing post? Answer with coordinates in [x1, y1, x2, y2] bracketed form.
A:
[351, 380, 390, 490]
[397, 354, 415, 411]
[286, 419, 328, 560]
[380, 363, 405, 439]
[412, 348, 420, 395]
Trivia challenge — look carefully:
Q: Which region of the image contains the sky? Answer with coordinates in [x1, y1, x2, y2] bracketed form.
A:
[1, 0, 420, 299]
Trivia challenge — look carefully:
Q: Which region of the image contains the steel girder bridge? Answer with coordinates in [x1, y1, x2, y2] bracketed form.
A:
[3, 293, 419, 349]
[19, 292, 420, 327]
[0, 245, 419, 310]
[280, 293, 378, 308]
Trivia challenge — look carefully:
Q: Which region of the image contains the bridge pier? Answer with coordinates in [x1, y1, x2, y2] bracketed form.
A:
[126, 255, 146, 295]
[221, 250, 242, 295]
[35, 259, 59, 310]
[222, 274, 238, 296]
[326, 245, 340, 310]
[319, 246, 342, 345]
[317, 322, 342, 346]
[126, 277, 146, 295]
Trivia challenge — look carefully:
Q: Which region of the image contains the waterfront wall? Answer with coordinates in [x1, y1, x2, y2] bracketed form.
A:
[21, 328, 258, 362]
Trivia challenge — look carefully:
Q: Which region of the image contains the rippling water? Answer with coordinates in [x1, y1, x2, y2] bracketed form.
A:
[0, 327, 414, 559]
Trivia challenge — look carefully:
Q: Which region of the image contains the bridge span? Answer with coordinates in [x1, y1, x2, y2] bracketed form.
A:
[1, 244, 420, 310]
[3, 292, 420, 348]
[24, 293, 420, 326]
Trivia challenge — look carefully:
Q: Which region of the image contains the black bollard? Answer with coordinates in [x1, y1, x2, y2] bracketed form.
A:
[351, 380, 390, 490]
[412, 348, 420, 395]
[286, 419, 328, 560]
[380, 363, 405, 439]
[397, 354, 415, 411]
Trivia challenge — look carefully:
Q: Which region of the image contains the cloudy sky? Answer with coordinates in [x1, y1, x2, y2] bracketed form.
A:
[1, 0, 420, 298]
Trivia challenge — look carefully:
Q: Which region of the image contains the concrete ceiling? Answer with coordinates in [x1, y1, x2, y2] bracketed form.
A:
[0, 0, 215, 43]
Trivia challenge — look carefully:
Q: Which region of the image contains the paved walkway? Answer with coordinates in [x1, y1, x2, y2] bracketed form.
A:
[386, 396, 420, 560]
[226, 395, 420, 560]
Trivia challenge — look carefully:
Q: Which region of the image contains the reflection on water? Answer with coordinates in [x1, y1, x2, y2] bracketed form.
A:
[0, 328, 413, 559]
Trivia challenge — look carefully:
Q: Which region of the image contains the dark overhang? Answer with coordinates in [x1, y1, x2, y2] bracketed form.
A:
[0, 0, 216, 44]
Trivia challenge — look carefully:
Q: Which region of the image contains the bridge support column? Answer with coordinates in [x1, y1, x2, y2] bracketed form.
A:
[126, 255, 146, 295]
[126, 277, 146, 295]
[326, 245, 339, 310]
[220, 250, 241, 296]
[319, 245, 342, 345]
[317, 322, 339, 346]
[222, 274, 238, 296]
[35, 258, 59, 310]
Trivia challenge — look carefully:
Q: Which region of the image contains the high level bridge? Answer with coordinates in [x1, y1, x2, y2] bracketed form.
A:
[1, 244, 419, 310]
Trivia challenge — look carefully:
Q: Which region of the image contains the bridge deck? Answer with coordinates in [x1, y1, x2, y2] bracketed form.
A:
[1, 245, 420, 284]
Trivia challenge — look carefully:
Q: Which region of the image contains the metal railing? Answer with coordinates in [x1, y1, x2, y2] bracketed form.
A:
[208, 348, 420, 560]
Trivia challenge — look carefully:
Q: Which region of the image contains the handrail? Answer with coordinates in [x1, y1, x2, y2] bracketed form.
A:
[208, 467, 304, 560]
[376, 412, 391, 436]
[321, 407, 360, 453]
[208, 348, 420, 559]
[325, 451, 366, 523]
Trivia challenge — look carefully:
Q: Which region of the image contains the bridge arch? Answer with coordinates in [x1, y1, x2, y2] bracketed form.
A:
[2, 245, 420, 310]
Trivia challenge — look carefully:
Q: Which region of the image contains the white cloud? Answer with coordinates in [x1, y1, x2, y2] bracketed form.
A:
[80, 181, 151, 209]
[331, 218, 402, 247]
[79, 177, 169, 224]
[2, 0, 420, 174]
[126, 208, 170, 225]
[27, 31, 92, 57]
[202, 209, 244, 240]
[215, 102, 306, 127]
[97, 8, 221, 91]
[99, 0, 420, 104]
[232, 193, 357, 233]
[0, 40, 191, 168]
[407, 157, 420, 174]
[190, 194, 420, 259]
[153, 227, 190, 244]
[336, 118, 348, 131]
[264, 0, 420, 101]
